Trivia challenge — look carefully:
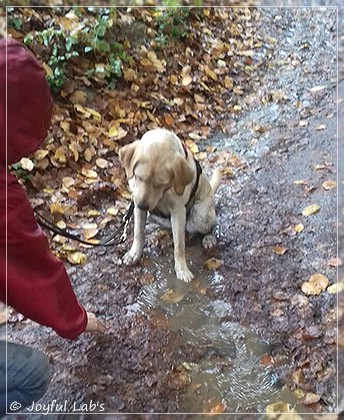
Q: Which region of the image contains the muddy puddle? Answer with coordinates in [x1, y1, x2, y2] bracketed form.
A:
[131, 240, 305, 413]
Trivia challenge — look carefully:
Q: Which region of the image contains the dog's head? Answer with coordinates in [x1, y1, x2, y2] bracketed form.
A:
[119, 132, 194, 211]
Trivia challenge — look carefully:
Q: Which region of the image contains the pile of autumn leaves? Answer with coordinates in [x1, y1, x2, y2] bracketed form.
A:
[10, 6, 263, 263]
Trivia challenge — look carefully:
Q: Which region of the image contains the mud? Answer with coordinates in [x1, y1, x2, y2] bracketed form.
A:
[5, 4, 341, 418]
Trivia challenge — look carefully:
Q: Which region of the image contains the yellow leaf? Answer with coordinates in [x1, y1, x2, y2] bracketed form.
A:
[20, 157, 34, 171]
[301, 273, 329, 296]
[327, 282, 344, 294]
[161, 289, 185, 304]
[108, 125, 127, 139]
[322, 180, 336, 190]
[185, 139, 199, 154]
[86, 107, 101, 120]
[294, 223, 304, 233]
[42, 62, 53, 78]
[54, 146, 68, 164]
[87, 209, 101, 217]
[170, 74, 178, 85]
[81, 168, 98, 179]
[302, 204, 320, 217]
[147, 51, 166, 73]
[188, 132, 201, 141]
[56, 220, 66, 229]
[34, 149, 49, 160]
[84, 228, 99, 240]
[50, 203, 64, 215]
[266, 401, 294, 416]
[182, 74, 192, 86]
[67, 251, 87, 265]
[224, 76, 234, 89]
[204, 258, 224, 270]
[96, 158, 109, 169]
[60, 121, 70, 133]
[62, 177, 75, 188]
[204, 65, 217, 81]
[69, 142, 79, 162]
[123, 68, 138, 82]
[194, 94, 204, 103]
[84, 147, 94, 162]
[106, 207, 119, 216]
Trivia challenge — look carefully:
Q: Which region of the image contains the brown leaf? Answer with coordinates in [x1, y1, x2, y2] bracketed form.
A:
[301, 273, 329, 296]
[204, 258, 224, 270]
[272, 245, 288, 255]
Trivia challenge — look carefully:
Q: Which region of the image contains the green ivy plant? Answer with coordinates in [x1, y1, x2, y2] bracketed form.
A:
[8, 7, 131, 92]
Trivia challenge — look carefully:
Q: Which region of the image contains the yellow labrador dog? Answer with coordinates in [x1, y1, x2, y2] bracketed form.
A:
[119, 128, 221, 282]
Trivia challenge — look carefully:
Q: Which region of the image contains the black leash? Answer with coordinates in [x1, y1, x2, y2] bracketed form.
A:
[34, 201, 134, 247]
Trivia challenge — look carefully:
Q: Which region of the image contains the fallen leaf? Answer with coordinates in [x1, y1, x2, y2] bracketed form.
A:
[81, 168, 98, 179]
[20, 157, 34, 171]
[161, 289, 185, 304]
[106, 207, 119, 216]
[185, 139, 199, 154]
[322, 180, 336, 190]
[266, 401, 295, 416]
[301, 273, 329, 296]
[70, 90, 87, 104]
[96, 158, 109, 169]
[204, 65, 217, 81]
[309, 85, 326, 92]
[204, 258, 224, 270]
[56, 220, 66, 229]
[302, 204, 320, 217]
[208, 402, 226, 414]
[294, 223, 304, 233]
[87, 209, 101, 217]
[34, 149, 49, 160]
[272, 245, 288, 255]
[302, 392, 320, 405]
[224, 76, 234, 89]
[67, 251, 87, 265]
[260, 354, 273, 366]
[327, 282, 344, 294]
[182, 74, 192, 86]
[50, 203, 64, 215]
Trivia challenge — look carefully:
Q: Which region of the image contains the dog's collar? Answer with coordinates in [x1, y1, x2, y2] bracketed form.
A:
[186, 158, 202, 213]
[181, 141, 188, 158]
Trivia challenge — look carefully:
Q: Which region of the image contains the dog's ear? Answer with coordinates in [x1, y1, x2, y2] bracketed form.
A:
[119, 141, 139, 179]
[170, 155, 194, 196]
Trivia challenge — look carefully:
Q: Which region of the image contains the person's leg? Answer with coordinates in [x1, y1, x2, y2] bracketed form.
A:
[0, 341, 51, 416]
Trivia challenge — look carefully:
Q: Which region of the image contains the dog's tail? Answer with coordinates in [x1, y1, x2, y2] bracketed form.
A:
[210, 168, 222, 193]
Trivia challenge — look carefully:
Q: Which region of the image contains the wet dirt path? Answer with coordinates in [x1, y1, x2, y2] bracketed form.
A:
[6, 5, 339, 417]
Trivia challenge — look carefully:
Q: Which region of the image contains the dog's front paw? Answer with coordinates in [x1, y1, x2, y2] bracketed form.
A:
[175, 262, 194, 282]
[122, 248, 142, 265]
[202, 233, 217, 249]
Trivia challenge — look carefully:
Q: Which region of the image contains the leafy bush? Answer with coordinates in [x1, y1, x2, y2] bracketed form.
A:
[8, 7, 130, 92]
